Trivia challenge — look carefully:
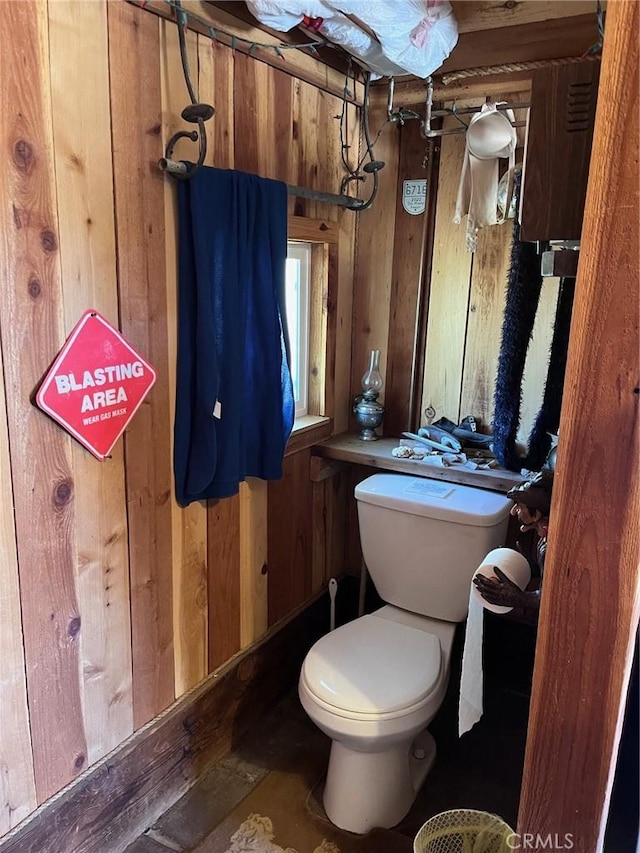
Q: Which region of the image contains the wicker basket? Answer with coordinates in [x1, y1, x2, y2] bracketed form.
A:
[413, 809, 514, 853]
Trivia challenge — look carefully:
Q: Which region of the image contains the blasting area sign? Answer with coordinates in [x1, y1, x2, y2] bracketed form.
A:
[402, 179, 427, 215]
[36, 310, 156, 460]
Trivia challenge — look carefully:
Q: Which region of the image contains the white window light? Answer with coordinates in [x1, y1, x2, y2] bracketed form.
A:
[285, 242, 311, 419]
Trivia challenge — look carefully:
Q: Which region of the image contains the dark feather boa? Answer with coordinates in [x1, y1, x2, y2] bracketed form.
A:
[492, 172, 575, 471]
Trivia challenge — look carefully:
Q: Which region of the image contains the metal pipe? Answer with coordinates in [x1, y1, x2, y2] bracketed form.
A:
[159, 158, 189, 175]
[387, 76, 395, 121]
[158, 158, 364, 208]
[287, 184, 364, 209]
[424, 76, 433, 135]
[431, 101, 531, 117]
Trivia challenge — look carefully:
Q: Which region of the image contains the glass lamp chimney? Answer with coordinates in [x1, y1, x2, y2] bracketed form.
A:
[353, 349, 385, 441]
[361, 349, 383, 397]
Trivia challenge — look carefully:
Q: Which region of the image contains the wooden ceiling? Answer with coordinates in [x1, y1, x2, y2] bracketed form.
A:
[442, 1, 603, 74]
[451, 1, 601, 33]
[196, 1, 603, 104]
[209, 1, 604, 78]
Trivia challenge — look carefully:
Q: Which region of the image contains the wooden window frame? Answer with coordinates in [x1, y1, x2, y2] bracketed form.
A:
[285, 240, 312, 418]
[285, 216, 339, 455]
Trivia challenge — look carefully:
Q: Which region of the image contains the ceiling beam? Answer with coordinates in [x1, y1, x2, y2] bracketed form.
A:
[439, 13, 601, 74]
[370, 72, 533, 110]
[451, 1, 604, 34]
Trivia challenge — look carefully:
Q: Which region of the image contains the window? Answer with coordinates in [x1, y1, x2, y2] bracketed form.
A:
[283, 217, 336, 446]
[285, 241, 311, 418]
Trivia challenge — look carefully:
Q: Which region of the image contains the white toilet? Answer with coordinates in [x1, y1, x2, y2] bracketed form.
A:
[299, 473, 512, 834]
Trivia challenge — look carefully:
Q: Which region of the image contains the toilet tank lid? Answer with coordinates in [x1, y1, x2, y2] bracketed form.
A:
[355, 474, 512, 527]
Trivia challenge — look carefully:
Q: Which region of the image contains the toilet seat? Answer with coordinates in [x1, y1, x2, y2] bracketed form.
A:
[301, 615, 442, 719]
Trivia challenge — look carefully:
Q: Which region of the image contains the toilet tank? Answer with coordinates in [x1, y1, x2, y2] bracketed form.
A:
[355, 473, 512, 623]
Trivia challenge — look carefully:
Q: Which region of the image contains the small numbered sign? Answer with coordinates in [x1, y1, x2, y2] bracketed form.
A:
[402, 179, 427, 215]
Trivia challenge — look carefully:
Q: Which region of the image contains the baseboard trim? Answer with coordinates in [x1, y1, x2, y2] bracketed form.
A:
[0, 592, 329, 853]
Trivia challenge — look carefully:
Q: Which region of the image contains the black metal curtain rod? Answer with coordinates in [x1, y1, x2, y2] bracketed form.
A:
[158, 158, 365, 209]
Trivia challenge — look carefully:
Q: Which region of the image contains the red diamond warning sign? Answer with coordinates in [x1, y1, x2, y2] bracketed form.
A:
[36, 310, 157, 460]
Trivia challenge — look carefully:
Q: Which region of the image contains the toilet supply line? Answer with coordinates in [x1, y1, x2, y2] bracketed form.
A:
[358, 559, 368, 618]
[329, 578, 338, 631]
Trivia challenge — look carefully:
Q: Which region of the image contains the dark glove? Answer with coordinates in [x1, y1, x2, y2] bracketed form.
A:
[473, 566, 541, 612]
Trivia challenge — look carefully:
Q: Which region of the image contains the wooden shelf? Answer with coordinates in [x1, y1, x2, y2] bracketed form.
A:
[312, 433, 523, 493]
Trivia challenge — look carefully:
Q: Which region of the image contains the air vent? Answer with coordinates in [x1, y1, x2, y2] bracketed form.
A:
[566, 81, 595, 133]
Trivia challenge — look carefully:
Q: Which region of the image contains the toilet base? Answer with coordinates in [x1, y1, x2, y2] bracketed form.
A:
[323, 728, 436, 834]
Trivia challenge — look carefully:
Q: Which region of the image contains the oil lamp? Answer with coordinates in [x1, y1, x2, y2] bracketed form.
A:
[353, 349, 385, 441]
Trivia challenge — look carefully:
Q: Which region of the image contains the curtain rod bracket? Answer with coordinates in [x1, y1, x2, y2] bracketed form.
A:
[159, 104, 215, 181]
[158, 0, 215, 181]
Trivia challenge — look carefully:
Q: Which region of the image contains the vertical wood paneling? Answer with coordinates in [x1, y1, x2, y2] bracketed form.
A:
[48, 0, 134, 764]
[233, 53, 293, 182]
[314, 470, 351, 588]
[0, 0, 87, 802]
[314, 88, 343, 223]
[0, 325, 36, 830]
[198, 33, 242, 676]
[311, 481, 328, 594]
[308, 243, 329, 416]
[272, 68, 296, 185]
[207, 495, 241, 671]
[324, 243, 339, 419]
[0, 4, 363, 834]
[458, 219, 512, 428]
[385, 118, 431, 436]
[160, 20, 208, 696]
[292, 81, 321, 218]
[324, 98, 360, 433]
[421, 122, 473, 426]
[334, 210, 356, 433]
[519, 3, 639, 845]
[239, 479, 269, 646]
[172, 501, 207, 692]
[231, 54, 287, 650]
[0, 5, 635, 847]
[234, 51, 295, 182]
[350, 103, 400, 421]
[327, 471, 349, 583]
[267, 450, 313, 626]
[108, 1, 175, 728]
[198, 36, 234, 170]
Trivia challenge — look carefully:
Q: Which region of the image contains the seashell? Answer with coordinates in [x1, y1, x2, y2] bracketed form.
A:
[391, 445, 413, 458]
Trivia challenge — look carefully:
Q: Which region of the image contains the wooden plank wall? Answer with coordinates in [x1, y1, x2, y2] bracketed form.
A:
[351, 90, 558, 452]
[519, 2, 639, 845]
[419, 98, 560, 444]
[0, 0, 358, 834]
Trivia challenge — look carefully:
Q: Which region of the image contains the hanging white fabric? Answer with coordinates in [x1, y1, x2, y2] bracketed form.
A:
[453, 102, 517, 252]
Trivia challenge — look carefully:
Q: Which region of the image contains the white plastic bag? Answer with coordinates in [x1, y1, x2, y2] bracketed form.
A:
[245, 0, 458, 79]
[336, 1, 458, 78]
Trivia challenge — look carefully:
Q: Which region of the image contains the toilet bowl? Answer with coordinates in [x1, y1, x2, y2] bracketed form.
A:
[299, 605, 456, 834]
[299, 474, 512, 835]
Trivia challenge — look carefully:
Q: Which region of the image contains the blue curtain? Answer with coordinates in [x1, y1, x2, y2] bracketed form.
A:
[174, 166, 294, 506]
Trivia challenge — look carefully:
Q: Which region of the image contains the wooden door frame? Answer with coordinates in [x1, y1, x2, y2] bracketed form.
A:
[517, 1, 639, 850]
